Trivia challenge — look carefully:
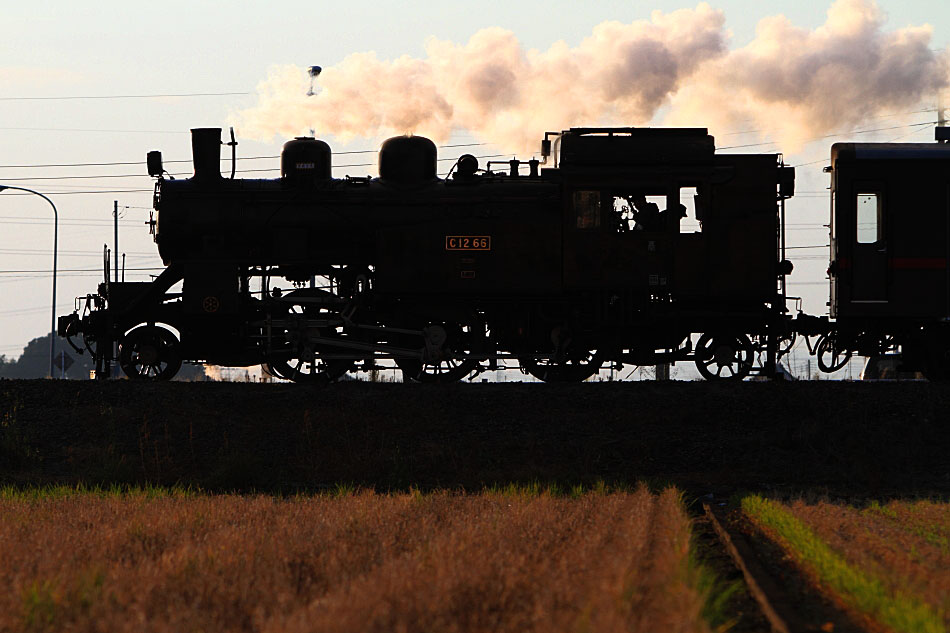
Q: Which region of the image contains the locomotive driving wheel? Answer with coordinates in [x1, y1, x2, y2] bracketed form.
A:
[265, 290, 356, 383]
[119, 325, 183, 380]
[394, 319, 481, 383]
[694, 332, 753, 381]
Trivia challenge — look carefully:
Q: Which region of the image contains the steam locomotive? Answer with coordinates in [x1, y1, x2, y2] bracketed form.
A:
[56, 125, 950, 381]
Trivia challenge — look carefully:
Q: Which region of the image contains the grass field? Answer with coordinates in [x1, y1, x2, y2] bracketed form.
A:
[743, 496, 950, 633]
[0, 485, 720, 633]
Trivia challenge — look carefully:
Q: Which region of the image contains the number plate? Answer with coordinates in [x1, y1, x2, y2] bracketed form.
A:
[445, 236, 491, 251]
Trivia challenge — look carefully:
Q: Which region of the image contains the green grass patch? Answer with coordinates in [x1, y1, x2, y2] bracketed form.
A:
[862, 500, 950, 555]
[742, 495, 944, 633]
[21, 569, 105, 632]
[688, 543, 740, 632]
[1, 480, 650, 501]
[480, 479, 635, 498]
[0, 483, 202, 501]
[864, 499, 898, 519]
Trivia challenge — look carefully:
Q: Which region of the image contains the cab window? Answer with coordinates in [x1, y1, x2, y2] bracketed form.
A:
[607, 189, 697, 233]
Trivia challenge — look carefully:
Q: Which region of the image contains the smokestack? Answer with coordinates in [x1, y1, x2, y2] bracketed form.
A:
[191, 128, 222, 180]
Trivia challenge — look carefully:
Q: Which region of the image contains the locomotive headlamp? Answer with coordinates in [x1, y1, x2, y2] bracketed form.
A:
[146, 151, 163, 178]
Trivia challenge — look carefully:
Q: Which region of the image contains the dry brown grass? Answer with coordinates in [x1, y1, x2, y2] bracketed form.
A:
[0, 487, 711, 633]
[773, 499, 950, 628]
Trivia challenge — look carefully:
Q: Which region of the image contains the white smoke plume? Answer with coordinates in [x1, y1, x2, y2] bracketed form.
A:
[665, 0, 949, 150]
[202, 364, 223, 381]
[232, 0, 948, 154]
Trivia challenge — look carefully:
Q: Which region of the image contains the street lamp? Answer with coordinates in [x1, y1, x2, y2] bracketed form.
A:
[0, 185, 59, 378]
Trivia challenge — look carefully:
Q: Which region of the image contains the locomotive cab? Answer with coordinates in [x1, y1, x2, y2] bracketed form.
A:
[557, 128, 788, 307]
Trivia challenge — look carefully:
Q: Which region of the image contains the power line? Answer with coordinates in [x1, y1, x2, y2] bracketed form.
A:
[719, 120, 937, 151]
[0, 127, 189, 134]
[0, 188, 153, 196]
[0, 271, 158, 279]
[793, 157, 831, 168]
[791, 122, 937, 168]
[0, 303, 75, 316]
[717, 107, 937, 137]
[0, 111, 939, 173]
[0, 143, 486, 170]
[0, 214, 142, 221]
[0, 248, 155, 256]
[0, 217, 143, 227]
[0, 266, 164, 275]
[0, 153, 505, 182]
[0, 91, 252, 101]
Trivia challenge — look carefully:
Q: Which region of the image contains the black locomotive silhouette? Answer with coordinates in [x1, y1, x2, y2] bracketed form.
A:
[57, 126, 950, 381]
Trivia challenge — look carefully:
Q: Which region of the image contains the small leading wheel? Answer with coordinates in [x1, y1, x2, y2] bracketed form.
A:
[694, 333, 753, 381]
[816, 334, 852, 373]
[119, 326, 182, 380]
[395, 321, 480, 383]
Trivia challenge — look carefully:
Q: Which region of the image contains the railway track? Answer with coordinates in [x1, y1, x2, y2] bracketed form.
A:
[704, 502, 800, 633]
[702, 501, 883, 633]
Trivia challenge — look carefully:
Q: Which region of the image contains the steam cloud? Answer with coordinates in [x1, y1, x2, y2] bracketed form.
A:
[232, 0, 948, 154]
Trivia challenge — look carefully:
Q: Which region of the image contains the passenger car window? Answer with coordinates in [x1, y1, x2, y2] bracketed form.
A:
[574, 191, 601, 229]
[856, 193, 881, 243]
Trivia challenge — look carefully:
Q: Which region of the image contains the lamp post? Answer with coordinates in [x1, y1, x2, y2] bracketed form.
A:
[0, 185, 59, 378]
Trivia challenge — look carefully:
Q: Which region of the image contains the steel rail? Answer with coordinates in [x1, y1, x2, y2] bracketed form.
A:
[703, 503, 801, 633]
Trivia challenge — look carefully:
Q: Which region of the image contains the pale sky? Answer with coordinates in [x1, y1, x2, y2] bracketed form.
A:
[1, 0, 948, 376]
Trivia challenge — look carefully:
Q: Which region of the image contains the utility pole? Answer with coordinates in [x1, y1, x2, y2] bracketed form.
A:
[113, 200, 119, 283]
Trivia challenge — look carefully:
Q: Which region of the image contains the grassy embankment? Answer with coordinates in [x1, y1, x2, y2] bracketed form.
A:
[3, 380, 950, 493]
[742, 496, 949, 633]
[1, 484, 732, 633]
